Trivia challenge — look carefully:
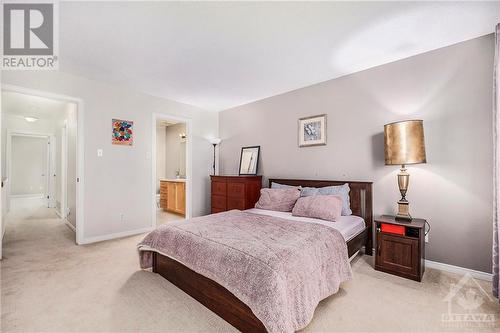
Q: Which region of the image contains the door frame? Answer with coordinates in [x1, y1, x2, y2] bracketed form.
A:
[6, 131, 54, 209]
[151, 113, 193, 228]
[1, 84, 85, 246]
[59, 123, 68, 219]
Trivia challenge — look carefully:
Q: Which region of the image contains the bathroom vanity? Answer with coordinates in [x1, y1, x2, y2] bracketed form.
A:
[160, 179, 186, 216]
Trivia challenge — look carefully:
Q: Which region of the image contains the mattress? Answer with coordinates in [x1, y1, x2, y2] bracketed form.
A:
[245, 208, 366, 242]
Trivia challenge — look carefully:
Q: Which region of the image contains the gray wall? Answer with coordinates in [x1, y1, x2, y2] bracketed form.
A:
[219, 35, 494, 273]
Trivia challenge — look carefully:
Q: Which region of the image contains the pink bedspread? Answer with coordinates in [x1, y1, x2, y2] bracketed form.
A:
[138, 210, 352, 333]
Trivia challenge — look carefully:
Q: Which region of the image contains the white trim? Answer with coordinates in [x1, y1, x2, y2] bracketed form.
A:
[151, 113, 193, 229]
[80, 227, 153, 245]
[349, 250, 361, 261]
[60, 123, 68, 219]
[9, 194, 45, 199]
[64, 219, 76, 233]
[156, 194, 162, 211]
[2, 84, 85, 245]
[425, 259, 492, 281]
[48, 134, 57, 208]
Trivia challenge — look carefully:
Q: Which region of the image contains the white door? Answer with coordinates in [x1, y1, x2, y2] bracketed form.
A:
[11, 136, 49, 200]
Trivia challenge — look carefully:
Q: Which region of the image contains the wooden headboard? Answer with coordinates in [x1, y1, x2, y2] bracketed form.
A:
[268, 179, 373, 228]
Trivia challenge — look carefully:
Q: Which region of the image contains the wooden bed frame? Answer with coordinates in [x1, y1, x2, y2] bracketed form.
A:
[152, 179, 373, 333]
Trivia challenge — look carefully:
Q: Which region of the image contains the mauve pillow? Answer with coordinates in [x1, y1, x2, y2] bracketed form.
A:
[255, 188, 300, 212]
[292, 195, 343, 222]
[301, 183, 352, 216]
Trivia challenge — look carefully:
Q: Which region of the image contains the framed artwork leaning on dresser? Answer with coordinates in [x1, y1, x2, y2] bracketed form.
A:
[239, 146, 260, 175]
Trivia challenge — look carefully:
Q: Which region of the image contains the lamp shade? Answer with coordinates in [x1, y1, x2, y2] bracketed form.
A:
[384, 120, 426, 165]
[209, 137, 222, 145]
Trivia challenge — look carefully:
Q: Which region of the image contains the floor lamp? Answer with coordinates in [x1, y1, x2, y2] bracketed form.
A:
[209, 138, 221, 175]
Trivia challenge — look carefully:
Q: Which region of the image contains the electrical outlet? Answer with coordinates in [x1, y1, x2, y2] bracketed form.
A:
[120, 214, 125, 222]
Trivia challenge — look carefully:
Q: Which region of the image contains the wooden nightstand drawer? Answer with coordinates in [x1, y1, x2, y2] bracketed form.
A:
[377, 233, 418, 276]
[374, 215, 426, 282]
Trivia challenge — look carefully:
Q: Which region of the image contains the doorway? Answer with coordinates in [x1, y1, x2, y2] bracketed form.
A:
[1, 88, 82, 257]
[152, 113, 192, 227]
[7, 133, 52, 207]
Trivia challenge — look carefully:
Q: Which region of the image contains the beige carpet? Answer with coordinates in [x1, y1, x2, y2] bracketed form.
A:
[1, 204, 499, 333]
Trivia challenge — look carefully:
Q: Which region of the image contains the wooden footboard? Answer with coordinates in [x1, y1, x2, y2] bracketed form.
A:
[153, 252, 267, 333]
[152, 227, 368, 333]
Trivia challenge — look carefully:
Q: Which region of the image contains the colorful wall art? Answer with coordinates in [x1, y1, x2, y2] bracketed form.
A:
[112, 119, 134, 146]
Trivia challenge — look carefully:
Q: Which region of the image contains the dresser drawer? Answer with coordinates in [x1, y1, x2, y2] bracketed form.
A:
[227, 197, 245, 210]
[211, 195, 227, 209]
[212, 181, 227, 196]
[227, 182, 245, 198]
[211, 207, 226, 214]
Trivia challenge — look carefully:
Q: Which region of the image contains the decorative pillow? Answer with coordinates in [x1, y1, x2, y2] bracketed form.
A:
[255, 188, 300, 212]
[300, 183, 352, 216]
[292, 195, 343, 222]
[270, 182, 301, 190]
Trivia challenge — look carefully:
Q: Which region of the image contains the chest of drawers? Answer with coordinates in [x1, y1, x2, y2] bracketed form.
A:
[210, 175, 262, 213]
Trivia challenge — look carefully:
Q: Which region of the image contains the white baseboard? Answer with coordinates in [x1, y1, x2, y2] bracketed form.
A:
[79, 227, 153, 245]
[64, 219, 76, 232]
[425, 259, 492, 281]
[370, 248, 492, 281]
[10, 194, 44, 199]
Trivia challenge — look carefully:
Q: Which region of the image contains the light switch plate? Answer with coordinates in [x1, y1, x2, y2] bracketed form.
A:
[97, 149, 103, 157]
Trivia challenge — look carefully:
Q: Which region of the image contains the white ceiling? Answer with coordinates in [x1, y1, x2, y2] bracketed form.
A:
[2, 91, 69, 120]
[59, 1, 500, 111]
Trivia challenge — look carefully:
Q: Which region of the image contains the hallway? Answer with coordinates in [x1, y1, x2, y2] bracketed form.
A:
[0, 199, 236, 333]
[3, 198, 74, 253]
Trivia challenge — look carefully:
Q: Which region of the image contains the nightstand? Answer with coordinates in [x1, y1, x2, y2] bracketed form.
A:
[374, 215, 426, 282]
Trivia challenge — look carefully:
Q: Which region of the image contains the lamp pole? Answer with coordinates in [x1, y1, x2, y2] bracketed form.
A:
[209, 138, 221, 176]
[212, 143, 217, 176]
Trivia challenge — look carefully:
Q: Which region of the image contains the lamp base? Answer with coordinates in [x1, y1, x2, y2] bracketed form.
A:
[395, 200, 412, 222]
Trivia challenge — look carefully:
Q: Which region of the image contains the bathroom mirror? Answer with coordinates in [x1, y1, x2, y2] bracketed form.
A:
[239, 146, 260, 175]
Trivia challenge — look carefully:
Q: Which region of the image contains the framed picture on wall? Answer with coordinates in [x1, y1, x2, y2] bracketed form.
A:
[112, 119, 134, 146]
[298, 114, 327, 147]
[239, 146, 260, 175]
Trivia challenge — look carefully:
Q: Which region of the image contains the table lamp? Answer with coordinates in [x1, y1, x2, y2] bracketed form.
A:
[384, 120, 426, 221]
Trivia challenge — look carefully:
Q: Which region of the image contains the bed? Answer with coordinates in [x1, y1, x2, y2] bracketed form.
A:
[139, 179, 372, 333]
